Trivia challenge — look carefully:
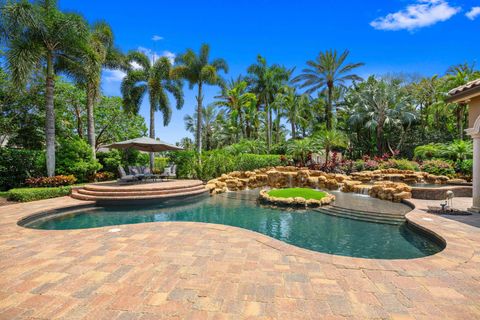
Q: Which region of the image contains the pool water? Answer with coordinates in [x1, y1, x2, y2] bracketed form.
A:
[23, 191, 444, 259]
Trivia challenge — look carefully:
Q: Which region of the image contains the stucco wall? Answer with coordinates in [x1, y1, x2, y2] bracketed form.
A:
[469, 96, 480, 128]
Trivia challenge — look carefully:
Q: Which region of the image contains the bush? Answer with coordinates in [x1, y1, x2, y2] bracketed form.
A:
[379, 159, 419, 171]
[7, 186, 72, 202]
[354, 160, 365, 172]
[420, 160, 455, 176]
[170, 150, 284, 181]
[456, 159, 473, 177]
[97, 150, 122, 174]
[236, 154, 282, 171]
[364, 160, 379, 171]
[154, 157, 168, 173]
[56, 139, 101, 182]
[0, 148, 44, 190]
[91, 172, 115, 182]
[25, 175, 77, 187]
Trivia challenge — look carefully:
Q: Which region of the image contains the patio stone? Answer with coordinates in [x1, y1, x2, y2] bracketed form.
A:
[0, 196, 479, 319]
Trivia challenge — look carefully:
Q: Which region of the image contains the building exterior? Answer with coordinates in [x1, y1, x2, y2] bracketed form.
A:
[448, 79, 480, 213]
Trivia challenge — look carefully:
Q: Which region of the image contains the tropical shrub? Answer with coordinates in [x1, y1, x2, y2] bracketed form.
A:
[456, 159, 473, 178]
[7, 186, 72, 202]
[0, 148, 44, 190]
[56, 139, 102, 182]
[154, 157, 168, 173]
[169, 151, 197, 179]
[97, 150, 122, 174]
[25, 175, 77, 187]
[420, 160, 455, 176]
[364, 160, 380, 171]
[413, 143, 445, 160]
[379, 159, 419, 171]
[354, 160, 366, 172]
[414, 140, 472, 161]
[91, 172, 115, 182]
[236, 154, 282, 171]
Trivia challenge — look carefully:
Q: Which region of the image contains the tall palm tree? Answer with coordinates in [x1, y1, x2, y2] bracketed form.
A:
[58, 21, 124, 158]
[121, 51, 184, 169]
[184, 104, 223, 151]
[214, 77, 257, 140]
[247, 55, 290, 149]
[293, 49, 364, 130]
[173, 44, 228, 154]
[1, 0, 88, 176]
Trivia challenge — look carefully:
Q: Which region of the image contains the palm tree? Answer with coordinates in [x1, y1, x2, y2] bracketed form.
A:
[247, 55, 291, 149]
[58, 21, 124, 158]
[1, 0, 88, 176]
[314, 130, 348, 163]
[173, 44, 228, 154]
[184, 104, 223, 151]
[286, 138, 319, 167]
[346, 76, 416, 154]
[293, 49, 364, 130]
[121, 51, 184, 169]
[214, 77, 257, 140]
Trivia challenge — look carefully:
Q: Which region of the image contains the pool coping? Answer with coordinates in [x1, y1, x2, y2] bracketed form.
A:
[7, 195, 477, 273]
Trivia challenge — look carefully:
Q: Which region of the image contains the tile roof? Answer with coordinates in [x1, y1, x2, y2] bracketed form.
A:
[448, 78, 480, 96]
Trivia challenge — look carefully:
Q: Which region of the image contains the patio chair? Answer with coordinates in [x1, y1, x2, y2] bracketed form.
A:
[141, 166, 161, 182]
[117, 166, 139, 184]
[160, 164, 177, 180]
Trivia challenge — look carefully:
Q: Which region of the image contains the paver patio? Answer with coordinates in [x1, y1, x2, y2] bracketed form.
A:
[0, 196, 479, 319]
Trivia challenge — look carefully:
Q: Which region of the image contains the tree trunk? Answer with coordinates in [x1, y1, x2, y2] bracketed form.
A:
[45, 52, 56, 177]
[196, 83, 203, 154]
[376, 125, 383, 154]
[291, 120, 296, 139]
[86, 82, 96, 159]
[326, 84, 333, 130]
[266, 99, 271, 151]
[149, 95, 156, 171]
[74, 105, 83, 138]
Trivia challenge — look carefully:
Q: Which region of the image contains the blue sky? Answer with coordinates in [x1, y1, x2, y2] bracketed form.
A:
[61, 0, 480, 143]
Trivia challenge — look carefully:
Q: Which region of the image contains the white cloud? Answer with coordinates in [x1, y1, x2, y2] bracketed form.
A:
[152, 35, 163, 41]
[104, 69, 126, 82]
[370, 0, 460, 31]
[466, 7, 480, 20]
[138, 46, 176, 64]
[130, 61, 142, 70]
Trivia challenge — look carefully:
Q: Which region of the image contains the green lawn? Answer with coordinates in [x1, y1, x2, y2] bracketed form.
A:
[0, 191, 8, 198]
[267, 188, 327, 200]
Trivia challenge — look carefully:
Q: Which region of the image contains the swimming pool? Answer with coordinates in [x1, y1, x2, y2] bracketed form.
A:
[21, 191, 444, 259]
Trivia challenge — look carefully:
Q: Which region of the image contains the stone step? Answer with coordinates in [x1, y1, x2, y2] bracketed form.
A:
[315, 207, 405, 225]
[77, 185, 205, 197]
[329, 205, 405, 218]
[83, 181, 204, 192]
[71, 188, 208, 202]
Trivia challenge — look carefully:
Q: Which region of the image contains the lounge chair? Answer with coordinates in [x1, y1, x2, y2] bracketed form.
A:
[118, 166, 139, 184]
[160, 164, 177, 180]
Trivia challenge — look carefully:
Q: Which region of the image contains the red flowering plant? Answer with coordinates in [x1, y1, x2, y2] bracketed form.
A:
[25, 175, 77, 188]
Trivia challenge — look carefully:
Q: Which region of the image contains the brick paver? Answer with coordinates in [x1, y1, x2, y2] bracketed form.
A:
[0, 196, 479, 319]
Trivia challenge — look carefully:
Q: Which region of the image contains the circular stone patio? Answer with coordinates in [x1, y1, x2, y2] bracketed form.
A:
[0, 196, 479, 319]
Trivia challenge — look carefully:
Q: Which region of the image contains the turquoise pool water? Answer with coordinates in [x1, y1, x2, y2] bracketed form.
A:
[23, 191, 443, 259]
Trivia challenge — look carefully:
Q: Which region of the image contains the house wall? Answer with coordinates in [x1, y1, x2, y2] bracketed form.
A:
[469, 96, 480, 128]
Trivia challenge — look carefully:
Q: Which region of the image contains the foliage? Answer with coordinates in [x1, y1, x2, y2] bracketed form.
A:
[6, 187, 73, 202]
[170, 150, 282, 181]
[96, 150, 122, 174]
[378, 159, 419, 171]
[0, 148, 43, 191]
[420, 160, 455, 176]
[455, 159, 473, 178]
[154, 157, 168, 173]
[25, 175, 77, 188]
[91, 172, 115, 182]
[56, 139, 102, 182]
[413, 143, 446, 160]
[267, 188, 327, 200]
[286, 138, 319, 166]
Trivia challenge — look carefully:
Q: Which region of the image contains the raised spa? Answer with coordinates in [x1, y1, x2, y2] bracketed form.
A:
[21, 190, 444, 259]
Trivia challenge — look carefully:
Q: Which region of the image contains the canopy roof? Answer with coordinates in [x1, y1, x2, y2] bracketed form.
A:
[106, 137, 183, 152]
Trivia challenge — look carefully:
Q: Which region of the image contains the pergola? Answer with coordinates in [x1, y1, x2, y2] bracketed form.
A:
[448, 79, 480, 213]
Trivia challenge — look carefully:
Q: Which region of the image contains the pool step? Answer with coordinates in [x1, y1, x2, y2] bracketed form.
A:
[77, 184, 206, 197]
[71, 180, 208, 203]
[71, 187, 208, 202]
[315, 206, 405, 225]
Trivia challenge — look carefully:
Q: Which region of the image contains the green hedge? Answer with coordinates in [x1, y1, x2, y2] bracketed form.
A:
[0, 148, 43, 190]
[6, 186, 72, 202]
[169, 150, 283, 181]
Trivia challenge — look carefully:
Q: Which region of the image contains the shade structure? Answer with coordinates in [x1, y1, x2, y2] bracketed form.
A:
[106, 137, 183, 152]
